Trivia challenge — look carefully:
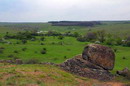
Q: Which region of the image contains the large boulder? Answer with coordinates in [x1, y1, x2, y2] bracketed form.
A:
[82, 44, 115, 70]
[60, 44, 115, 80]
[60, 54, 113, 81]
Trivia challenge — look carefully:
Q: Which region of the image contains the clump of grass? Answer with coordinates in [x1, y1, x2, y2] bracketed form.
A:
[64, 56, 67, 59]
[22, 48, 27, 51]
[41, 48, 47, 54]
[14, 50, 19, 53]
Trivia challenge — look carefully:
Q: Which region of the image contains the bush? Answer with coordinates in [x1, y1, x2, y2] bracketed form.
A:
[40, 36, 45, 41]
[73, 32, 80, 37]
[77, 36, 86, 42]
[25, 58, 39, 64]
[85, 32, 97, 41]
[126, 41, 130, 47]
[64, 56, 67, 59]
[105, 38, 115, 45]
[40, 43, 45, 45]
[41, 48, 47, 54]
[113, 48, 117, 52]
[21, 40, 27, 44]
[14, 50, 19, 53]
[115, 37, 122, 45]
[8, 54, 14, 58]
[58, 35, 64, 40]
[0, 49, 3, 54]
[22, 48, 27, 51]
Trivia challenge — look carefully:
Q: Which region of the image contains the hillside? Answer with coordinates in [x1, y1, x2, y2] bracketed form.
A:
[0, 63, 129, 86]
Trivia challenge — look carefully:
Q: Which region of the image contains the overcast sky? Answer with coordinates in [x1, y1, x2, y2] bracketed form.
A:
[0, 0, 130, 22]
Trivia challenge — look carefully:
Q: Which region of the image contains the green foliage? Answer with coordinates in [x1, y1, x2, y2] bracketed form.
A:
[40, 36, 45, 41]
[58, 35, 64, 40]
[96, 30, 106, 43]
[77, 36, 86, 42]
[126, 41, 130, 47]
[85, 32, 97, 41]
[21, 40, 27, 44]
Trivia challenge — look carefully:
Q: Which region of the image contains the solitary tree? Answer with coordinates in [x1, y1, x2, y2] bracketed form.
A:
[96, 30, 106, 43]
[85, 32, 97, 41]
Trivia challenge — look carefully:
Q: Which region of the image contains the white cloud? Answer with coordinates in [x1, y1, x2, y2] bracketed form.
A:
[0, 0, 130, 22]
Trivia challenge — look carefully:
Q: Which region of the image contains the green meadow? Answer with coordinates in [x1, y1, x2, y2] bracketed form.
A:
[0, 22, 130, 85]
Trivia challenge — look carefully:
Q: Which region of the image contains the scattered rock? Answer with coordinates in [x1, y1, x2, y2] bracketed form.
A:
[117, 67, 130, 77]
[15, 59, 23, 64]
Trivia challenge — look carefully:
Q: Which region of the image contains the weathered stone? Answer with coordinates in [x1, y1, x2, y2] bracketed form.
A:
[82, 44, 115, 70]
[117, 67, 130, 77]
[60, 54, 114, 81]
[60, 44, 115, 81]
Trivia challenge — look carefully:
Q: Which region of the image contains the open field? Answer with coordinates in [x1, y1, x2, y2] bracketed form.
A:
[0, 21, 130, 85]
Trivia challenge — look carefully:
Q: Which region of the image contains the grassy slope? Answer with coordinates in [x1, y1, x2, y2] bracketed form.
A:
[0, 63, 129, 86]
[0, 36, 130, 71]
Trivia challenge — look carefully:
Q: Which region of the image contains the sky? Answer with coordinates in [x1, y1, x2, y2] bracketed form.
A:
[0, 0, 130, 22]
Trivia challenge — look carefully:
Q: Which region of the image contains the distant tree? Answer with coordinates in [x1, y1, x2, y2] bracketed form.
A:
[77, 36, 86, 42]
[73, 32, 80, 37]
[47, 30, 61, 36]
[126, 41, 130, 47]
[96, 30, 106, 43]
[115, 37, 122, 45]
[85, 32, 97, 41]
[127, 36, 130, 41]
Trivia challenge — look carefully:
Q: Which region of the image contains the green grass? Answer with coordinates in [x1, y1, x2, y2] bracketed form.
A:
[0, 36, 130, 72]
[1, 22, 130, 36]
[0, 36, 88, 63]
[0, 22, 130, 85]
[0, 63, 91, 86]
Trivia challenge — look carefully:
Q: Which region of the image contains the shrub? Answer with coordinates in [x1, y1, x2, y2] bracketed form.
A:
[0, 49, 3, 54]
[14, 50, 18, 53]
[8, 54, 14, 58]
[126, 41, 130, 47]
[43, 48, 46, 51]
[115, 37, 122, 45]
[77, 36, 86, 42]
[16, 41, 20, 44]
[40, 43, 45, 45]
[64, 56, 67, 59]
[58, 35, 64, 40]
[85, 32, 97, 41]
[22, 48, 27, 51]
[73, 32, 80, 37]
[40, 36, 45, 41]
[21, 40, 27, 44]
[96, 30, 106, 43]
[105, 38, 115, 45]
[113, 48, 117, 52]
[41, 48, 47, 54]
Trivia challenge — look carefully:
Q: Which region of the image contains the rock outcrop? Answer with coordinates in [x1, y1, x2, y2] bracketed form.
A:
[60, 44, 115, 81]
[117, 68, 130, 77]
[82, 44, 115, 70]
